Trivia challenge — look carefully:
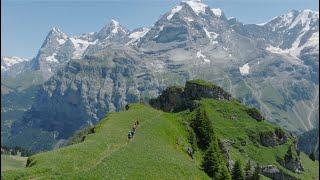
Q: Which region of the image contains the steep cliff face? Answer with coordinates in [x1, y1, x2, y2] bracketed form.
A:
[12, 47, 164, 150]
[298, 127, 319, 160]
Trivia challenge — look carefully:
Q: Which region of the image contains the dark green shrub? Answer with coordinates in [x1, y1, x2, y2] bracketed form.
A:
[187, 127, 198, 151]
[245, 108, 264, 121]
[275, 127, 285, 139]
[244, 160, 252, 180]
[309, 152, 316, 161]
[232, 160, 244, 180]
[66, 126, 96, 145]
[252, 164, 260, 180]
[190, 107, 214, 150]
[202, 137, 231, 179]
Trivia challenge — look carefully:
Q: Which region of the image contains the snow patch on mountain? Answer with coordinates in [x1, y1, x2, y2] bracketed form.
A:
[184, 17, 194, 22]
[196, 50, 210, 63]
[289, 9, 318, 30]
[257, 11, 295, 27]
[211, 8, 222, 17]
[57, 38, 66, 45]
[127, 28, 150, 45]
[167, 5, 182, 20]
[111, 19, 121, 34]
[45, 53, 58, 63]
[239, 63, 250, 76]
[203, 28, 219, 45]
[70, 38, 98, 59]
[1, 56, 30, 71]
[2, 56, 29, 67]
[203, 28, 218, 39]
[183, 0, 208, 15]
[267, 31, 319, 58]
[51, 27, 68, 45]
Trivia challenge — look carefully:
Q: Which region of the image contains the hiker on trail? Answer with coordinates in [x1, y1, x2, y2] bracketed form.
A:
[132, 123, 137, 131]
[128, 131, 133, 141]
[187, 147, 193, 159]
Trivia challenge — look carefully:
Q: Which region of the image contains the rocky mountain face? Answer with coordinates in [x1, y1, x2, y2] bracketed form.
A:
[3, 0, 319, 152]
[10, 45, 165, 151]
[1, 56, 32, 77]
[298, 127, 319, 160]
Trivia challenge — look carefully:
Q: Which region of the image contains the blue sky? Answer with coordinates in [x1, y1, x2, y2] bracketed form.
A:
[2, 0, 319, 58]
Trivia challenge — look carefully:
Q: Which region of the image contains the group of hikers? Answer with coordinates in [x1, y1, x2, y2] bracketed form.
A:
[127, 120, 140, 142]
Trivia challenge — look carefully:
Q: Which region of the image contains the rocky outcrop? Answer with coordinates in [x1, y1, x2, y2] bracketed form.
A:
[150, 79, 232, 112]
[149, 86, 185, 112]
[245, 107, 265, 121]
[298, 127, 319, 160]
[259, 128, 288, 147]
[220, 139, 235, 171]
[261, 165, 297, 180]
[277, 146, 304, 173]
[283, 157, 304, 173]
[184, 80, 232, 101]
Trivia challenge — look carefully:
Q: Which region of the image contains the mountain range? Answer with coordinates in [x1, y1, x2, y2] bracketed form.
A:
[1, 0, 319, 152]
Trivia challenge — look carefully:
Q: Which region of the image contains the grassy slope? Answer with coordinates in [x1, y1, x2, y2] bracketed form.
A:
[2, 104, 209, 179]
[2, 100, 318, 179]
[1, 155, 27, 172]
[199, 99, 319, 179]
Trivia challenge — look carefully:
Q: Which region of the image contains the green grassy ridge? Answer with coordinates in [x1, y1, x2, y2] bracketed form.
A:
[1, 155, 28, 172]
[2, 100, 318, 179]
[2, 104, 209, 179]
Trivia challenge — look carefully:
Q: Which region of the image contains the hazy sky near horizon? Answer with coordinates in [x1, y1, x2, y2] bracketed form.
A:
[2, 0, 319, 58]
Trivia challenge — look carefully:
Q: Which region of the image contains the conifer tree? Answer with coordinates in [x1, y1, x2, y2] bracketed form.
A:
[244, 160, 252, 179]
[202, 136, 231, 179]
[309, 151, 316, 161]
[284, 145, 294, 163]
[232, 160, 244, 180]
[190, 107, 214, 150]
[251, 163, 260, 180]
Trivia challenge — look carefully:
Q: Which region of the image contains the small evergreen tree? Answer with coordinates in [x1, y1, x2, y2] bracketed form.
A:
[232, 160, 244, 180]
[202, 136, 231, 179]
[284, 145, 293, 162]
[190, 107, 214, 150]
[244, 160, 252, 179]
[251, 164, 260, 180]
[309, 151, 316, 161]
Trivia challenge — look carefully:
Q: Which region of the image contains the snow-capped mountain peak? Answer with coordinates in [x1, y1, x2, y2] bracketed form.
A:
[96, 19, 129, 40]
[110, 19, 122, 34]
[182, 0, 208, 15]
[41, 27, 68, 48]
[256, 9, 318, 29]
[167, 5, 183, 20]
[51, 27, 64, 34]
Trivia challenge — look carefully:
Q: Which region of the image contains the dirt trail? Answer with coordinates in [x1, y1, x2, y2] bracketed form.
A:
[82, 112, 162, 173]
